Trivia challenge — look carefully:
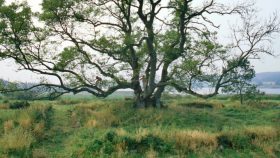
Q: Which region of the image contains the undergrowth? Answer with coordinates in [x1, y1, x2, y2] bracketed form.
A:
[0, 97, 279, 157]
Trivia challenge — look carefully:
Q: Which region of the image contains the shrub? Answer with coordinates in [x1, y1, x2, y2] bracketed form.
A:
[121, 136, 138, 151]
[219, 132, 251, 149]
[219, 131, 253, 149]
[105, 131, 117, 142]
[119, 134, 171, 153]
[103, 142, 115, 155]
[9, 101, 30, 109]
[87, 140, 103, 153]
[139, 134, 171, 153]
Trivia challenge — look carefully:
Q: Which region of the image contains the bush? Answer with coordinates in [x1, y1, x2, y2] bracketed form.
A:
[3, 99, 9, 104]
[86, 139, 103, 154]
[120, 136, 137, 151]
[103, 142, 114, 155]
[9, 101, 30, 109]
[105, 131, 117, 142]
[139, 134, 171, 153]
[119, 134, 171, 153]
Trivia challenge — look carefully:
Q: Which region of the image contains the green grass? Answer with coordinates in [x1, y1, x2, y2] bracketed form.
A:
[0, 96, 279, 157]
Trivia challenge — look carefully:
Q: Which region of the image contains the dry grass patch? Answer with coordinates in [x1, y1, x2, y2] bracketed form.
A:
[0, 104, 9, 109]
[3, 120, 14, 134]
[115, 128, 127, 137]
[85, 119, 97, 128]
[76, 101, 109, 111]
[90, 109, 120, 128]
[171, 130, 218, 153]
[146, 148, 158, 158]
[33, 122, 45, 139]
[70, 112, 81, 128]
[115, 142, 127, 158]
[209, 101, 225, 109]
[252, 141, 278, 158]
[18, 117, 33, 130]
[245, 126, 279, 141]
[32, 148, 49, 158]
[0, 128, 34, 151]
[168, 103, 186, 113]
[135, 127, 149, 142]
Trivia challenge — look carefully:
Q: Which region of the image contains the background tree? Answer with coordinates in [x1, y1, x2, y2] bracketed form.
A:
[221, 59, 263, 104]
[0, 0, 279, 107]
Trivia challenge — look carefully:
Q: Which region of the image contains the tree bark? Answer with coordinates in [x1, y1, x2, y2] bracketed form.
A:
[133, 90, 163, 108]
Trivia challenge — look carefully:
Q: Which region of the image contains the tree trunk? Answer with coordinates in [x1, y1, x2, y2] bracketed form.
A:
[133, 92, 163, 108]
[239, 89, 243, 104]
[240, 94, 244, 105]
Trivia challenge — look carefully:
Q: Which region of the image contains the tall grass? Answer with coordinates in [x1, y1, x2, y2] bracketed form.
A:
[0, 97, 279, 157]
[0, 103, 53, 157]
[0, 128, 34, 155]
[171, 130, 218, 153]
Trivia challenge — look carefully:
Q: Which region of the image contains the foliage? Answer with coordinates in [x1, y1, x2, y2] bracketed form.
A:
[0, 0, 279, 107]
[221, 59, 260, 104]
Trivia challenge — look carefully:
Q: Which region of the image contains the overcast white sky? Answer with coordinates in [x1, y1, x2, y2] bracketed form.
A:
[0, 0, 280, 82]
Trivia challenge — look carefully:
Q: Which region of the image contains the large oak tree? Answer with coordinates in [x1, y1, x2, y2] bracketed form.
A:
[0, 0, 279, 107]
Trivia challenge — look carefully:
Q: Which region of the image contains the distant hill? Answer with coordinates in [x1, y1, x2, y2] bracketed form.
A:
[253, 72, 280, 87]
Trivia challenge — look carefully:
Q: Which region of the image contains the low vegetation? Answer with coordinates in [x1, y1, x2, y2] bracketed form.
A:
[0, 95, 279, 157]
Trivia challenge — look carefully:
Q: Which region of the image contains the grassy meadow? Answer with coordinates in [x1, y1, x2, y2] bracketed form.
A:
[0, 94, 279, 158]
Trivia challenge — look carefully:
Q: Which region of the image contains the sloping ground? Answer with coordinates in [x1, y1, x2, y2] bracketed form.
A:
[0, 97, 279, 157]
